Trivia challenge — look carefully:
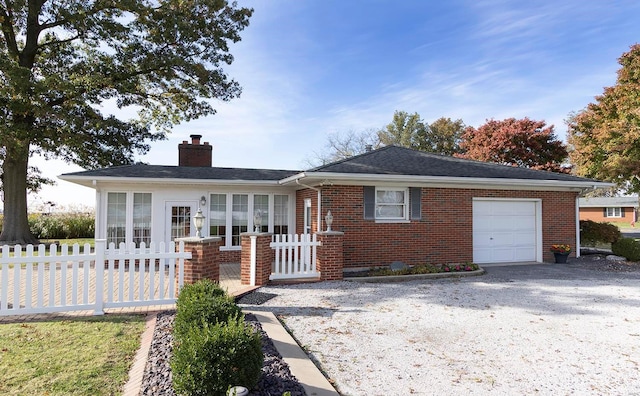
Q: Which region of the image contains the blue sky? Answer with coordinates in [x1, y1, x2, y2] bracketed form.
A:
[30, 0, 640, 209]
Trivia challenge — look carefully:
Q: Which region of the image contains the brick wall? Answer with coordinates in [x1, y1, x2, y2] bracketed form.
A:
[217, 249, 241, 264]
[579, 207, 635, 225]
[297, 185, 579, 268]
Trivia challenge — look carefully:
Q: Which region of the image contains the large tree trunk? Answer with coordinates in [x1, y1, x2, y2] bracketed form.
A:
[0, 142, 37, 244]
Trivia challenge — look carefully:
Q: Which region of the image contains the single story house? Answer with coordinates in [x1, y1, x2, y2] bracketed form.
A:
[579, 196, 638, 226]
[60, 135, 612, 268]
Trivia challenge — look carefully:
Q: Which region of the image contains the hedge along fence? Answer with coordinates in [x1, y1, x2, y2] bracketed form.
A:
[0, 213, 95, 239]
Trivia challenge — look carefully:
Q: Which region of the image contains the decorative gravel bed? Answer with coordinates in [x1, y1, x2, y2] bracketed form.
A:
[140, 310, 306, 396]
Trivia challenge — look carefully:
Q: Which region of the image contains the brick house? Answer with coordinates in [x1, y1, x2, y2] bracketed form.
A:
[60, 135, 612, 270]
[579, 196, 638, 226]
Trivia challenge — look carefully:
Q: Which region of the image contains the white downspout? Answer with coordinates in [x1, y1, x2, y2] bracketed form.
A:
[576, 194, 582, 258]
[296, 180, 322, 233]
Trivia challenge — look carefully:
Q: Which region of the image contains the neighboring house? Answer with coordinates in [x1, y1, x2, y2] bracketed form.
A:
[579, 196, 639, 226]
[60, 135, 612, 268]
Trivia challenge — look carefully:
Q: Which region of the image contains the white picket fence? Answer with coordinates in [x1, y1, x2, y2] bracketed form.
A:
[0, 239, 191, 316]
[270, 234, 321, 280]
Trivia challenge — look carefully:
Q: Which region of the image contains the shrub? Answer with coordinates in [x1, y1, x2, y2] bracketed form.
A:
[171, 316, 264, 395]
[611, 238, 640, 261]
[173, 279, 241, 340]
[580, 220, 621, 246]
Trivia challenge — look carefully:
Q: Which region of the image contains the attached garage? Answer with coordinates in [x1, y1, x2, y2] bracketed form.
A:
[472, 199, 542, 264]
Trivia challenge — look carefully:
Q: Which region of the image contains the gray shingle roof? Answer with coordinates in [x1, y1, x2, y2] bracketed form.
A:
[61, 145, 604, 185]
[62, 164, 300, 181]
[309, 145, 595, 182]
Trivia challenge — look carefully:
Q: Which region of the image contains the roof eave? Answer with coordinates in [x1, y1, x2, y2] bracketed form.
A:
[279, 172, 615, 190]
[58, 175, 283, 188]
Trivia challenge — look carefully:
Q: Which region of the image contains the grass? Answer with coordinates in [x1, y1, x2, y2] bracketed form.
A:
[0, 314, 146, 395]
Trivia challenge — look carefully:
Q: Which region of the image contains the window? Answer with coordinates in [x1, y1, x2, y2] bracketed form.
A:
[375, 188, 408, 220]
[274, 195, 289, 235]
[208, 192, 292, 248]
[605, 207, 622, 218]
[107, 192, 127, 246]
[232, 194, 248, 246]
[254, 194, 269, 233]
[364, 186, 420, 221]
[133, 193, 152, 247]
[209, 194, 226, 244]
[171, 206, 191, 240]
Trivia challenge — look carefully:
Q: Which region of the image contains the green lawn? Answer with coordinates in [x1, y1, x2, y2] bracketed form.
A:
[0, 314, 146, 395]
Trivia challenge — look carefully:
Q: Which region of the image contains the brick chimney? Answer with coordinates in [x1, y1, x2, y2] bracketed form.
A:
[178, 134, 212, 167]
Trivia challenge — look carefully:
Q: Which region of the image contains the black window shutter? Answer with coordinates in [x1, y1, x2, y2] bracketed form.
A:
[364, 186, 375, 220]
[410, 187, 422, 220]
[622, 207, 626, 217]
[603, 208, 607, 217]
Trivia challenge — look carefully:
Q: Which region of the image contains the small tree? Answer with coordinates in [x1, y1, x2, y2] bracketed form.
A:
[458, 117, 568, 172]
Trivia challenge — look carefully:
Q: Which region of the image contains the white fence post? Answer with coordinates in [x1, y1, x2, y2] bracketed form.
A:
[250, 235, 257, 286]
[93, 239, 106, 315]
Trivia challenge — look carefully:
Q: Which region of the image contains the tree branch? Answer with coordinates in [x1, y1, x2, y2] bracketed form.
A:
[0, 2, 19, 57]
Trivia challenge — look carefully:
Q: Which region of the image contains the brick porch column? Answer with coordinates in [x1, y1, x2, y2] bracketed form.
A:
[240, 233, 273, 286]
[316, 231, 344, 281]
[175, 237, 222, 286]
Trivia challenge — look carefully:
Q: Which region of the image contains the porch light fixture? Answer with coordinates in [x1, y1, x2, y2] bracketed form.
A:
[193, 208, 205, 238]
[325, 210, 333, 231]
[253, 210, 263, 232]
[199, 195, 207, 207]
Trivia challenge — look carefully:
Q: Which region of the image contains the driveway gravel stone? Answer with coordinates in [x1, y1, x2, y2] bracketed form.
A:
[254, 256, 640, 395]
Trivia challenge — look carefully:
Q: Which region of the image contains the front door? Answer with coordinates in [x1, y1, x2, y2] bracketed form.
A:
[165, 201, 199, 244]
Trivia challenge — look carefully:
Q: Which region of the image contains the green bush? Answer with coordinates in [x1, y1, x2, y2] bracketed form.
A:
[171, 316, 264, 395]
[611, 238, 640, 261]
[173, 279, 241, 340]
[579, 220, 621, 246]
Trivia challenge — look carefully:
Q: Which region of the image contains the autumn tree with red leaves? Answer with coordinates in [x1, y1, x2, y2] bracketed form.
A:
[457, 118, 568, 172]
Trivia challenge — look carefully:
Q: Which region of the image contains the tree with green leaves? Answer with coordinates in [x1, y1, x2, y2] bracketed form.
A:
[0, 0, 252, 243]
[377, 110, 427, 149]
[568, 44, 640, 192]
[458, 117, 568, 172]
[417, 117, 465, 155]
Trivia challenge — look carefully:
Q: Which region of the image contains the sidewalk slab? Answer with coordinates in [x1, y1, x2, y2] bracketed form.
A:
[246, 310, 339, 396]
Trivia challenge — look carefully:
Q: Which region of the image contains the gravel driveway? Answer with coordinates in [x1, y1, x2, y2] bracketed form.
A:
[251, 258, 640, 395]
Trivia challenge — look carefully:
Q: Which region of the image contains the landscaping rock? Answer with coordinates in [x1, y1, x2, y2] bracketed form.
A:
[140, 311, 306, 396]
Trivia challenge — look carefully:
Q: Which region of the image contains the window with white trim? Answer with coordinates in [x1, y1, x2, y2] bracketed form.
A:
[274, 195, 289, 235]
[106, 191, 153, 247]
[209, 192, 293, 249]
[209, 194, 226, 244]
[605, 207, 622, 218]
[107, 192, 126, 246]
[375, 188, 408, 220]
[133, 193, 152, 246]
[232, 194, 249, 246]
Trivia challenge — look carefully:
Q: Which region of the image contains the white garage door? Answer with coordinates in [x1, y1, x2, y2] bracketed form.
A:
[473, 200, 538, 264]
